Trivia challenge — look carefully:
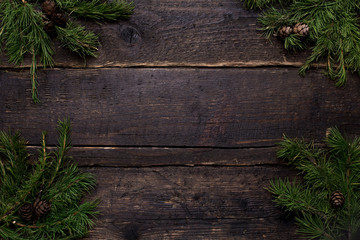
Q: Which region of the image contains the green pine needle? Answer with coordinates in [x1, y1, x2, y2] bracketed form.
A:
[295, 213, 330, 240]
[242, 0, 360, 87]
[0, 119, 99, 239]
[0, 0, 54, 103]
[56, 22, 99, 59]
[57, 0, 135, 21]
[0, 0, 134, 103]
[242, 0, 291, 10]
[268, 128, 360, 239]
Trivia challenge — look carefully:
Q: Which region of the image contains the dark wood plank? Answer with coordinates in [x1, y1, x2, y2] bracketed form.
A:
[27, 146, 280, 167]
[1, 68, 360, 147]
[82, 166, 297, 239]
[0, 0, 309, 68]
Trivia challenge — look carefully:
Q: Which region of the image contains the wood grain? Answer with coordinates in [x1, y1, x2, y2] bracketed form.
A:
[82, 166, 298, 240]
[0, 0, 310, 68]
[1, 68, 359, 147]
[0, 0, 353, 239]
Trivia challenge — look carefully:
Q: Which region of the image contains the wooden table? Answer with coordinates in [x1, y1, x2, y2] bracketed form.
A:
[1, 0, 360, 239]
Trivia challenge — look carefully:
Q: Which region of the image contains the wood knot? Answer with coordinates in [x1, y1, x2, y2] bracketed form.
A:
[119, 26, 141, 45]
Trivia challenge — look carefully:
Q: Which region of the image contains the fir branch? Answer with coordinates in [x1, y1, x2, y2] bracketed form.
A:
[0, 188, 31, 224]
[268, 178, 329, 217]
[269, 129, 360, 239]
[295, 213, 334, 240]
[59, 0, 135, 21]
[277, 135, 323, 167]
[0, 225, 22, 240]
[13, 199, 99, 230]
[241, 0, 292, 10]
[30, 48, 39, 103]
[1, 132, 49, 224]
[12, 221, 41, 229]
[39, 131, 49, 170]
[284, 34, 307, 51]
[0, 0, 134, 102]
[47, 164, 96, 206]
[0, 120, 98, 239]
[47, 118, 71, 189]
[0, 0, 54, 102]
[0, 131, 30, 219]
[246, 0, 360, 86]
[259, 7, 290, 40]
[56, 22, 99, 59]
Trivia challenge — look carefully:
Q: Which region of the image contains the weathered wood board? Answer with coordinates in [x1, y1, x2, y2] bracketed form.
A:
[0, 0, 309, 68]
[1, 0, 359, 239]
[83, 166, 297, 240]
[1, 68, 360, 148]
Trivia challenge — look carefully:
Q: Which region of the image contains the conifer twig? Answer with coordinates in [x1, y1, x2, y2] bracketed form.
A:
[12, 221, 40, 229]
[47, 119, 70, 189]
[0, 0, 134, 102]
[0, 119, 99, 239]
[243, 0, 360, 86]
[268, 128, 360, 239]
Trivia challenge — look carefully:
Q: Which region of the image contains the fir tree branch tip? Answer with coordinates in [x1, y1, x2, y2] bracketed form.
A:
[0, 119, 99, 239]
[0, 0, 134, 103]
[241, 0, 360, 87]
[268, 128, 360, 239]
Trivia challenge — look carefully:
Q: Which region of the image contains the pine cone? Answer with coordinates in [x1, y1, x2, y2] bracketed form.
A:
[42, 0, 57, 16]
[43, 20, 57, 38]
[34, 199, 51, 217]
[278, 26, 293, 38]
[51, 13, 67, 28]
[18, 203, 34, 222]
[293, 23, 309, 37]
[330, 190, 345, 208]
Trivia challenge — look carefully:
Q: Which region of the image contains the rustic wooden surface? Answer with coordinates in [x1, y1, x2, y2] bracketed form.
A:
[1, 0, 360, 239]
[83, 166, 297, 240]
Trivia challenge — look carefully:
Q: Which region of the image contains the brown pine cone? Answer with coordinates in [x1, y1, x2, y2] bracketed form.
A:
[51, 12, 67, 28]
[43, 20, 57, 38]
[293, 23, 309, 37]
[34, 199, 51, 217]
[18, 203, 34, 222]
[278, 26, 293, 38]
[330, 190, 345, 209]
[42, 0, 57, 16]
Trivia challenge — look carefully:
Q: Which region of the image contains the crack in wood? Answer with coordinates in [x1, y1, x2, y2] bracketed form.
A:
[0, 61, 326, 70]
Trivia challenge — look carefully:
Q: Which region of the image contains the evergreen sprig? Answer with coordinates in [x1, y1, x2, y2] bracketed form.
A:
[56, 22, 99, 65]
[0, 0, 54, 103]
[0, 119, 99, 239]
[0, 0, 134, 103]
[242, 0, 360, 87]
[268, 128, 360, 239]
[56, 0, 134, 21]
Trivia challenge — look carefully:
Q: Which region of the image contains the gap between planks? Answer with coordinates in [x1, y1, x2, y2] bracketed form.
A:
[26, 145, 284, 168]
[0, 61, 326, 70]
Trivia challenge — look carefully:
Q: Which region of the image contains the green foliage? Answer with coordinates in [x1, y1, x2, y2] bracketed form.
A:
[0, 0, 54, 103]
[241, 0, 360, 87]
[241, 0, 291, 10]
[268, 128, 360, 239]
[56, 22, 99, 59]
[0, 0, 134, 103]
[55, 0, 134, 21]
[0, 119, 99, 239]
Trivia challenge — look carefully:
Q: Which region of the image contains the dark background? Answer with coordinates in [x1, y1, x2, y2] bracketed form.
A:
[1, 0, 360, 239]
